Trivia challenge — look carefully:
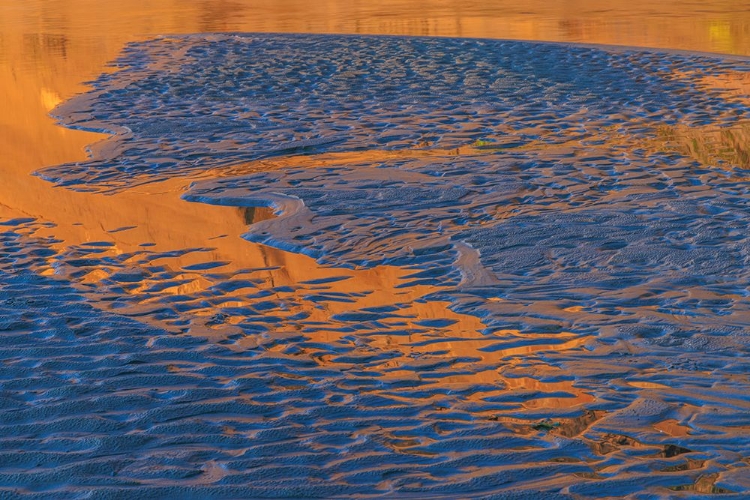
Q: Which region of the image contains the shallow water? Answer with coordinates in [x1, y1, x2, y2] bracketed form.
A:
[2, 2, 750, 499]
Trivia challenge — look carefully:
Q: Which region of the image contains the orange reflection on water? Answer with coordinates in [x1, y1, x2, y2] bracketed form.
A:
[2, 0, 750, 187]
[657, 121, 750, 171]
[2, 0, 749, 242]
[7, 163, 593, 408]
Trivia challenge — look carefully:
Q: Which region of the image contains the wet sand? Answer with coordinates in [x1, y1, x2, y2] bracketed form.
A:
[2, 1, 750, 498]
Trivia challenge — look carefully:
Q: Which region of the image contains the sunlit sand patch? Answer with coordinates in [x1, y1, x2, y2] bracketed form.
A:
[488, 334, 592, 358]
[627, 381, 671, 389]
[653, 419, 692, 437]
[79, 268, 112, 284]
[563, 305, 585, 313]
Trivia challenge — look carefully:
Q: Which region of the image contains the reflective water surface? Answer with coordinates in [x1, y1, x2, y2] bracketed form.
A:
[2, 1, 750, 498]
[2, 0, 750, 246]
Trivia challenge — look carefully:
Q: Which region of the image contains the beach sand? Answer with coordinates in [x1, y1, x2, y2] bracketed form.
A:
[2, 2, 750, 498]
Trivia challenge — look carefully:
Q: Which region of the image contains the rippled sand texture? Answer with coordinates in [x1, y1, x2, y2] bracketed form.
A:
[4, 34, 750, 498]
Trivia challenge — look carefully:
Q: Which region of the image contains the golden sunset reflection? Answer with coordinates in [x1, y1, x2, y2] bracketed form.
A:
[2, 0, 748, 247]
[658, 121, 750, 171]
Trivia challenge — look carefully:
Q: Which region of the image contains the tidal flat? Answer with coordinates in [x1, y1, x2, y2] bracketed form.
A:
[2, 2, 750, 498]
